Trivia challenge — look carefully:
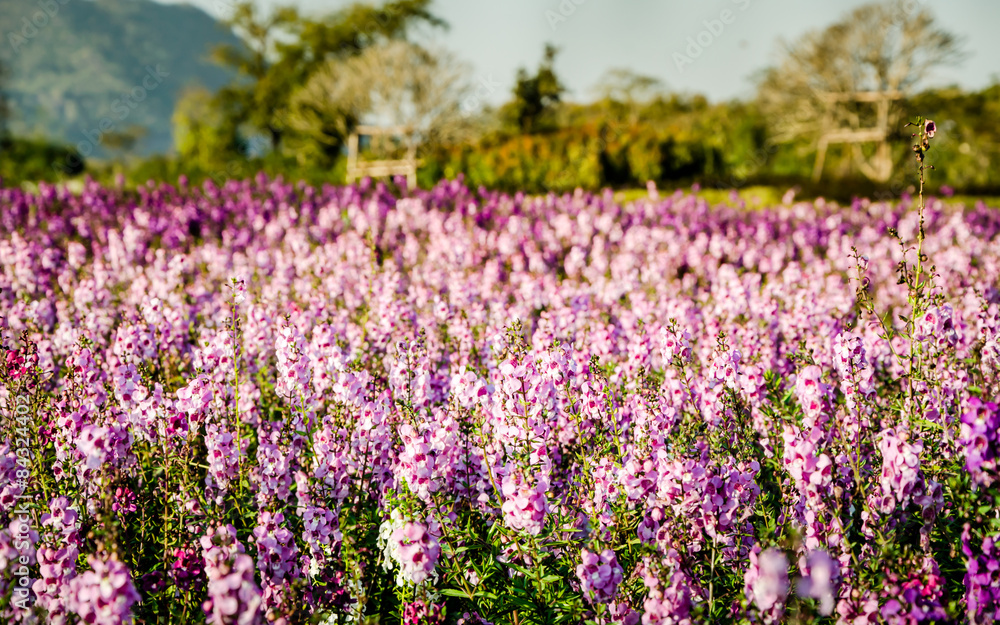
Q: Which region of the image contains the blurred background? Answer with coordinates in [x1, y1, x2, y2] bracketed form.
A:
[0, 0, 997, 200]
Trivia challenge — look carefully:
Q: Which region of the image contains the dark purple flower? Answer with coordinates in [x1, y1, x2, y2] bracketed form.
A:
[960, 398, 1000, 486]
[576, 548, 624, 605]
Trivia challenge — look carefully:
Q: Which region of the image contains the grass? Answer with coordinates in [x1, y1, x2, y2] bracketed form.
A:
[613, 185, 1000, 210]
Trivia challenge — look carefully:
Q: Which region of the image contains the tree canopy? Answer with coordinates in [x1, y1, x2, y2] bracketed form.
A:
[200, 0, 447, 164]
[757, 1, 964, 145]
[504, 44, 566, 135]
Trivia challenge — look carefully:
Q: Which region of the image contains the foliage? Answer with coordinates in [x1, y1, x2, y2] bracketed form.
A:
[501, 44, 566, 135]
[208, 0, 446, 161]
[755, 0, 965, 182]
[0, 136, 84, 183]
[908, 85, 1000, 191]
[173, 86, 246, 176]
[288, 41, 475, 161]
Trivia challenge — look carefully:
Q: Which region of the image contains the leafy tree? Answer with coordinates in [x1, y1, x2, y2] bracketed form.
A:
[210, 0, 446, 157]
[210, 2, 302, 152]
[756, 0, 964, 181]
[908, 82, 1000, 190]
[593, 68, 664, 125]
[173, 86, 244, 172]
[1, 137, 84, 182]
[289, 41, 473, 165]
[505, 44, 566, 134]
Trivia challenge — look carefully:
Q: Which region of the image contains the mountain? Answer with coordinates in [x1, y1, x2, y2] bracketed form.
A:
[0, 0, 241, 156]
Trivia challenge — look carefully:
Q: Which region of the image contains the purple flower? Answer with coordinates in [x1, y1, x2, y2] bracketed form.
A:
[877, 558, 947, 624]
[65, 554, 140, 625]
[796, 550, 838, 616]
[201, 524, 263, 625]
[252, 511, 299, 586]
[924, 119, 936, 138]
[576, 548, 624, 605]
[962, 524, 1000, 625]
[745, 547, 788, 623]
[960, 398, 1000, 486]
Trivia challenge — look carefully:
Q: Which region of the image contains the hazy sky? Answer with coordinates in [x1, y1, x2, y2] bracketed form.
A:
[163, 0, 1000, 104]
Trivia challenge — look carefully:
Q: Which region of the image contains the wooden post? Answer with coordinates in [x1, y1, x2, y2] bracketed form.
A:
[347, 132, 360, 183]
[812, 90, 902, 183]
[812, 136, 830, 182]
[346, 125, 419, 187]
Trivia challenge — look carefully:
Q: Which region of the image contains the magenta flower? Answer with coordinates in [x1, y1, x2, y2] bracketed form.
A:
[796, 550, 838, 616]
[960, 398, 1000, 486]
[65, 555, 140, 625]
[745, 547, 789, 623]
[402, 600, 444, 625]
[576, 548, 624, 605]
[382, 515, 442, 586]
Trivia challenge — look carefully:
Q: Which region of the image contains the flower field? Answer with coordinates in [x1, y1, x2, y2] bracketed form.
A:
[1, 172, 999, 624]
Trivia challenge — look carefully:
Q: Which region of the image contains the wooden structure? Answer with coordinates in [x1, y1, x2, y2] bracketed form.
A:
[346, 125, 419, 188]
[812, 90, 903, 183]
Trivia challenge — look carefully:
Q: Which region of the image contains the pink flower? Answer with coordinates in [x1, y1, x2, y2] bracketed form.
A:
[201, 525, 263, 625]
[796, 550, 838, 615]
[500, 470, 549, 535]
[576, 548, 624, 604]
[745, 547, 789, 623]
[232, 276, 247, 305]
[388, 519, 441, 585]
[76, 425, 109, 470]
[65, 555, 140, 625]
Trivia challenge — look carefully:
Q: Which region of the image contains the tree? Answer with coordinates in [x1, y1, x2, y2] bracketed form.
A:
[593, 68, 664, 125]
[506, 44, 566, 134]
[173, 86, 244, 171]
[757, 0, 964, 181]
[288, 41, 472, 163]
[209, 0, 445, 157]
[210, 2, 302, 152]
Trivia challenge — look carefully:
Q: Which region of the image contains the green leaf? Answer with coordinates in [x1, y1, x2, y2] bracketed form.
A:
[506, 563, 533, 577]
